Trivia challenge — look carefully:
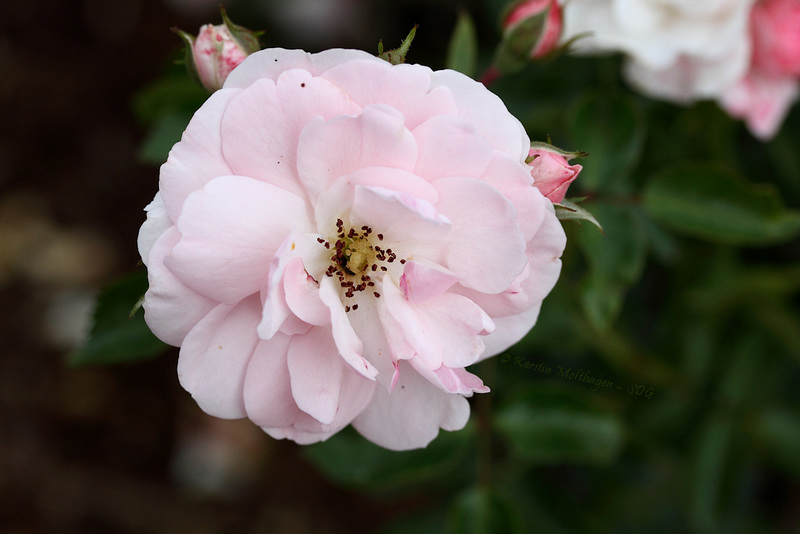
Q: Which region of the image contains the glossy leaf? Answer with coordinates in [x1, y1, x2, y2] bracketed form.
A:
[568, 92, 645, 192]
[69, 270, 168, 366]
[448, 486, 523, 534]
[446, 11, 478, 78]
[495, 387, 624, 464]
[644, 163, 800, 245]
[303, 425, 472, 493]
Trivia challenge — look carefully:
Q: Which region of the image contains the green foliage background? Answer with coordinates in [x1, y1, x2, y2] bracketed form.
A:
[77, 2, 800, 532]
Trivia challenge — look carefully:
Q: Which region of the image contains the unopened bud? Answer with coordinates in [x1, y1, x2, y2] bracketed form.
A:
[495, 0, 563, 73]
[527, 142, 583, 203]
[175, 8, 261, 91]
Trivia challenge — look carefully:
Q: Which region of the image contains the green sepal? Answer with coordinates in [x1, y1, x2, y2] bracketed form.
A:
[493, 8, 548, 74]
[171, 27, 203, 88]
[220, 6, 262, 54]
[554, 198, 603, 232]
[527, 140, 588, 162]
[378, 25, 417, 65]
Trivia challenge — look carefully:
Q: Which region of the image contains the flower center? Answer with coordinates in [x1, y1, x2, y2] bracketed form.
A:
[317, 219, 405, 311]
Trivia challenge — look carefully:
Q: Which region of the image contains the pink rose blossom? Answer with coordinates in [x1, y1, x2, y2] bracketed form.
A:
[527, 147, 581, 203]
[138, 48, 566, 450]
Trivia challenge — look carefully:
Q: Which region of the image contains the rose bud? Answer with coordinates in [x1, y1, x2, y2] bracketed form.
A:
[493, 0, 563, 74]
[527, 143, 583, 203]
[175, 8, 261, 91]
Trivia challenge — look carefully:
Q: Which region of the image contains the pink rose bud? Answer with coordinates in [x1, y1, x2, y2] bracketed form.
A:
[750, 0, 800, 78]
[175, 8, 261, 92]
[527, 145, 582, 203]
[502, 0, 563, 60]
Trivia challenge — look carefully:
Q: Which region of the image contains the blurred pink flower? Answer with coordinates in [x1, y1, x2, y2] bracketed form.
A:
[720, 0, 800, 139]
[527, 147, 581, 203]
[138, 48, 566, 450]
[750, 0, 800, 77]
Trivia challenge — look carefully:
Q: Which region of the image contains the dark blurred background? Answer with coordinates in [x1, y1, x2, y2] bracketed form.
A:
[0, 1, 492, 532]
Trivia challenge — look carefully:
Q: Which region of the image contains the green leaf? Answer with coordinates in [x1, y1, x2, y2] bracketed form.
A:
[448, 486, 523, 534]
[69, 270, 168, 366]
[749, 408, 800, 482]
[495, 387, 624, 465]
[446, 11, 478, 77]
[643, 163, 800, 245]
[138, 111, 193, 165]
[577, 203, 648, 330]
[375, 510, 447, 534]
[302, 425, 472, 493]
[554, 198, 602, 231]
[689, 417, 733, 533]
[568, 92, 644, 193]
[132, 73, 208, 125]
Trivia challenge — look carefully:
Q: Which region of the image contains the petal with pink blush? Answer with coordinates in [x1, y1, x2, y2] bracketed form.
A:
[412, 115, 493, 180]
[287, 326, 347, 424]
[224, 47, 381, 89]
[167, 175, 311, 304]
[137, 193, 171, 267]
[221, 73, 362, 197]
[434, 177, 527, 294]
[479, 151, 546, 241]
[177, 295, 262, 419]
[258, 231, 326, 339]
[429, 69, 530, 161]
[297, 105, 419, 203]
[143, 226, 216, 347]
[322, 60, 459, 129]
[243, 333, 304, 428]
[521, 201, 566, 304]
[382, 276, 493, 370]
[352, 360, 470, 451]
[318, 277, 379, 380]
[349, 185, 451, 263]
[407, 355, 490, 395]
[159, 88, 239, 221]
[283, 257, 329, 326]
[398, 261, 459, 304]
[313, 167, 440, 234]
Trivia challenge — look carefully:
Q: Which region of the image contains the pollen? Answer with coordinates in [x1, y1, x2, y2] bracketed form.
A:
[315, 220, 405, 311]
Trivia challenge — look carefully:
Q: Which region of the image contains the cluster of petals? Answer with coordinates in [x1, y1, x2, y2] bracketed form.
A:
[559, 0, 800, 139]
[138, 48, 566, 450]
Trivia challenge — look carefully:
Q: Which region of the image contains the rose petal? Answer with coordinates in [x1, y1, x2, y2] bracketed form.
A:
[220, 72, 362, 197]
[412, 114, 493, 180]
[429, 69, 529, 161]
[322, 60, 459, 129]
[137, 193, 171, 266]
[177, 295, 262, 419]
[159, 88, 239, 220]
[142, 226, 216, 346]
[433, 177, 527, 294]
[167, 175, 311, 304]
[352, 360, 470, 451]
[297, 104, 419, 204]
